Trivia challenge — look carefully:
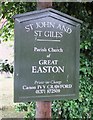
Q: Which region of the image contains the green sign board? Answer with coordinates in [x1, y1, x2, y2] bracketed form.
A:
[13, 8, 82, 102]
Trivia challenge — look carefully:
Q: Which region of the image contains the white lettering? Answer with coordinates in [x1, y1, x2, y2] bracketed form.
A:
[36, 22, 55, 29]
[47, 89, 60, 94]
[22, 85, 36, 90]
[48, 48, 63, 53]
[44, 31, 63, 38]
[31, 66, 65, 73]
[34, 47, 47, 52]
[25, 24, 33, 32]
[34, 30, 42, 37]
[57, 24, 72, 34]
[35, 89, 45, 94]
[39, 60, 58, 65]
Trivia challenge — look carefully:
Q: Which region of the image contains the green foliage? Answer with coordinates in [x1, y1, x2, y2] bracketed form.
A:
[52, 76, 93, 119]
[1, 2, 36, 42]
[0, 59, 13, 73]
[1, 2, 36, 19]
[1, 2, 93, 119]
[0, 21, 14, 41]
[15, 102, 35, 119]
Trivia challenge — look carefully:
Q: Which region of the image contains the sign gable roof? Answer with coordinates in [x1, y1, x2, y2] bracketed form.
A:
[13, 8, 82, 26]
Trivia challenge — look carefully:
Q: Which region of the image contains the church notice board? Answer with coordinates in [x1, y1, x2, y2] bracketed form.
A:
[13, 8, 82, 102]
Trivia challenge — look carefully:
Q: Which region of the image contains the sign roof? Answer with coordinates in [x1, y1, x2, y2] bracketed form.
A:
[13, 8, 82, 26]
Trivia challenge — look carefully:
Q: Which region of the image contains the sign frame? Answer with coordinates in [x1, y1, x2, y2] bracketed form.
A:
[13, 8, 82, 102]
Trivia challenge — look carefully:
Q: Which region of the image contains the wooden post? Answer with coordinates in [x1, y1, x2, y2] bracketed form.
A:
[37, 0, 52, 10]
[36, 101, 51, 118]
[36, 0, 52, 119]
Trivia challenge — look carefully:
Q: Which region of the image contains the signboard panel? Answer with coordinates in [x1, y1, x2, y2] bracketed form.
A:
[14, 8, 82, 102]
